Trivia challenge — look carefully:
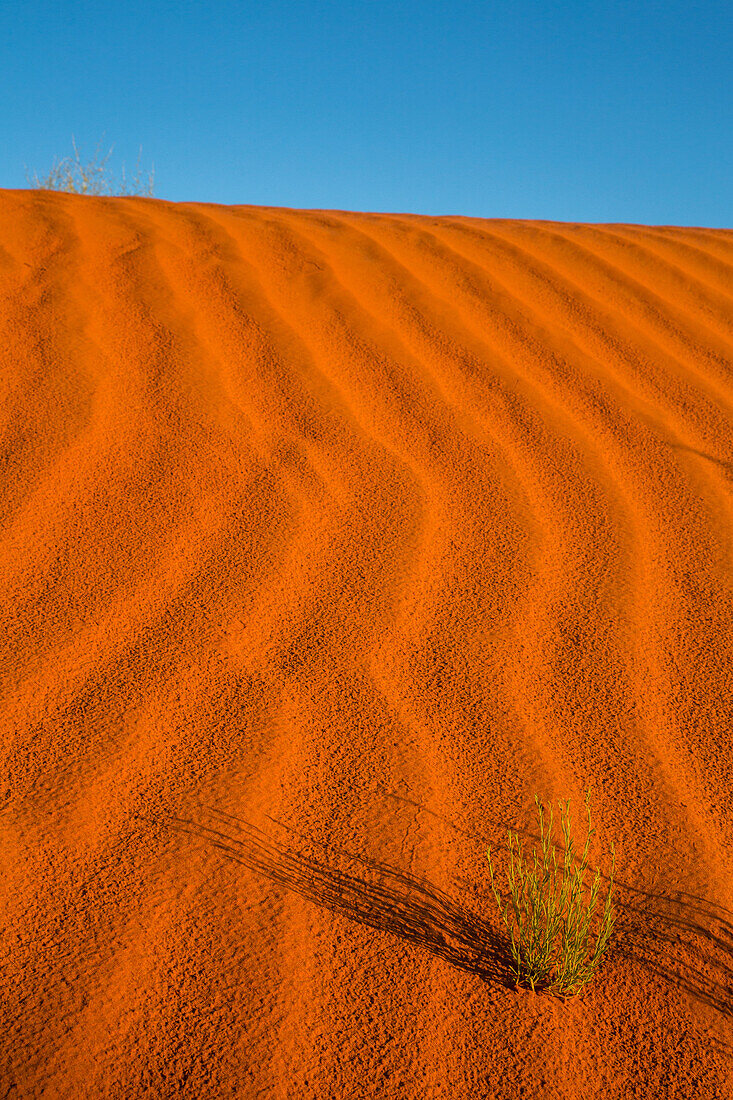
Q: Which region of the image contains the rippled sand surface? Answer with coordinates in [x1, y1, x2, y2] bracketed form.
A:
[2, 190, 732, 1096]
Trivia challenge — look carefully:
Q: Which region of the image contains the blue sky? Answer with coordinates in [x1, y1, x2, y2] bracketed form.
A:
[3, 0, 731, 224]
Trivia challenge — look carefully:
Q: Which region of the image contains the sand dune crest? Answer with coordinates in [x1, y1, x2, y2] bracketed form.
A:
[1, 191, 732, 1096]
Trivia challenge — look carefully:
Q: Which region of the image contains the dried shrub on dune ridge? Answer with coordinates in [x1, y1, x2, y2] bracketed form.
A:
[27, 135, 154, 197]
[487, 789, 616, 997]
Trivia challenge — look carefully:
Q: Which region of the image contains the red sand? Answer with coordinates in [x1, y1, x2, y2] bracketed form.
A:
[1, 189, 732, 1097]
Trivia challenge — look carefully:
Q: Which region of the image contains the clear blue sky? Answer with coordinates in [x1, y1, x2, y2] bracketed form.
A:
[3, 0, 731, 225]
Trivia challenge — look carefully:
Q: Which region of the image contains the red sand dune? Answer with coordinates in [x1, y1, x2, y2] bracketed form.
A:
[1, 189, 732, 1097]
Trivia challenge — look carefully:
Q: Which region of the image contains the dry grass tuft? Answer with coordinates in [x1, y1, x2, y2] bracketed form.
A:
[27, 135, 154, 197]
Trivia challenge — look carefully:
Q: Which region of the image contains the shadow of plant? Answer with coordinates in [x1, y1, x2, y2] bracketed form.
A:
[611, 882, 733, 1020]
[173, 806, 513, 989]
[172, 796, 733, 1023]
[386, 791, 733, 1020]
[667, 442, 733, 478]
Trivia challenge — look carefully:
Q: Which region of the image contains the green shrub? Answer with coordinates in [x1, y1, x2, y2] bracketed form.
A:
[27, 135, 154, 197]
[487, 789, 615, 997]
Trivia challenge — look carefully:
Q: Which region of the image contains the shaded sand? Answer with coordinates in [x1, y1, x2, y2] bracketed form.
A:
[1, 189, 732, 1097]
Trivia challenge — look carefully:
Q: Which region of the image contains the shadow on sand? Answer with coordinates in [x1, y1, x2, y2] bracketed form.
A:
[667, 441, 733, 478]
[172, 797, 733, 1024]
[611, 883, 733, 1022]
[387, 791, 733, 1022]
[172, 806, 514, 990]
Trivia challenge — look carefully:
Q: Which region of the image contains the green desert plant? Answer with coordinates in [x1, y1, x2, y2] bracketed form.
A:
[27, 135, 154, 197]
[487, 788, 615, 997]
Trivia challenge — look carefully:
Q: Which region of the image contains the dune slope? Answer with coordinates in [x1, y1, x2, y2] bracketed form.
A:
[1, 190, 732, 1097]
